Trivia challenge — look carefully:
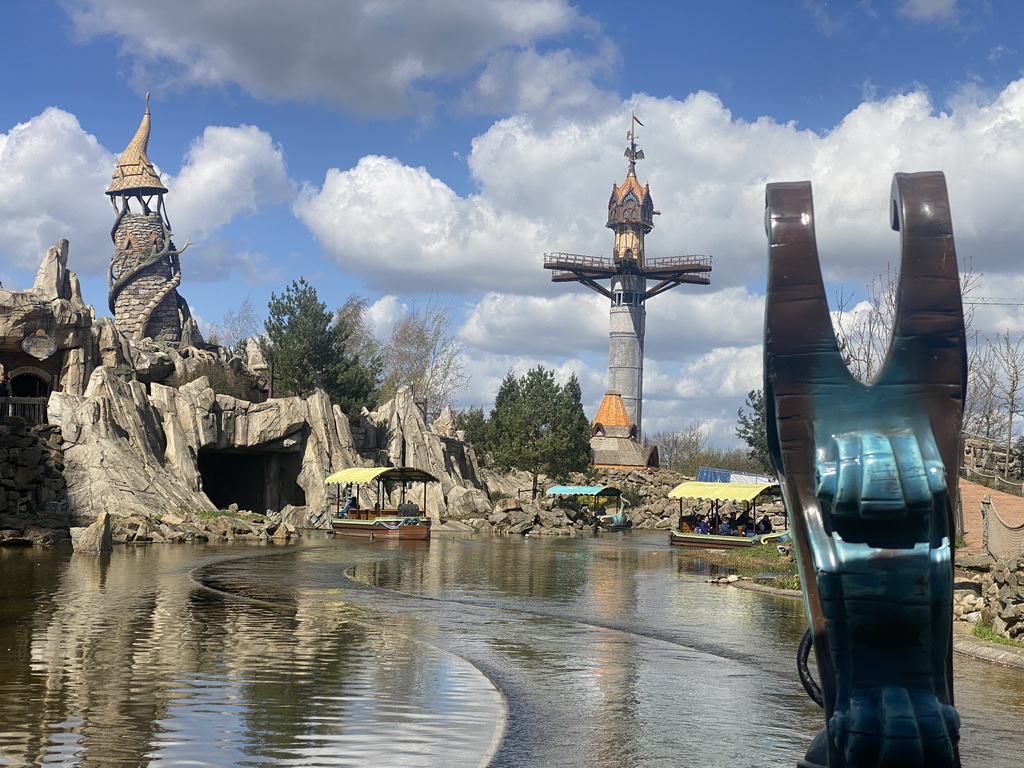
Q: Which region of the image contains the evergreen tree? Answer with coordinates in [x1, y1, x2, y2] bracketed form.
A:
[454, 405, 489, 452]
[552, 373, 592, 477]
[489, 366, 591, 496]
[735, 389, 774, 475]
[260, 278, 379, 421]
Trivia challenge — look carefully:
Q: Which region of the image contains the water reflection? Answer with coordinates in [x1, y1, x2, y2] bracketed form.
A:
[1, 533, 1022, 767]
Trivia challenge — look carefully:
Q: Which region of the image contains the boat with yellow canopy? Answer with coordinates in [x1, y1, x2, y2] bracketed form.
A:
[666, 481, 788, 548]
[325, 466, 438, 540]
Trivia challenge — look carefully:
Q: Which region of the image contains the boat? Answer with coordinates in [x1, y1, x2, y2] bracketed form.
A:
[668, 528, 792, 549]
[545, 484, 631, 530]
[666, 480, 787, 548]
[324, 466, 438, 540]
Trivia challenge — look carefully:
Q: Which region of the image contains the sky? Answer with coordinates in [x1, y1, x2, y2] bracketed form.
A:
[4, 0, 1024, 448]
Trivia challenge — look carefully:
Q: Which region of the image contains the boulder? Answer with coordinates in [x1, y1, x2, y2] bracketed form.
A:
[74, 512, 112, 554]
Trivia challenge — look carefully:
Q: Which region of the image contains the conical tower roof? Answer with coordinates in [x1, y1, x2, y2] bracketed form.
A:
[594, 391, 633, 428]
[106, 94, 167, 196]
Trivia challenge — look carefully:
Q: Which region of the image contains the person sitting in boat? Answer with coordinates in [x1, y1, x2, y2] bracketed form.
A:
[719, 518, 734, 535]
[340, 498, 355, 519]
[397, 500, 420, 516]
[756, 514, 774, 534]
[695, 516, 710, 535]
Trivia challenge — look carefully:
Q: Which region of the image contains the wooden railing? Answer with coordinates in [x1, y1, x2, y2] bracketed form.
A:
[1, 397, 48, 426]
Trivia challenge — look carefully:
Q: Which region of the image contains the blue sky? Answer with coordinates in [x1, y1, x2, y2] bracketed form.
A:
[4, 0, 1024, 446]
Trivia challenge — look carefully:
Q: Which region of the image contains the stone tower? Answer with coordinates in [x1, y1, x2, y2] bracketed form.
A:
[106, 94, 192, 345]
[544, 116, 712, 437]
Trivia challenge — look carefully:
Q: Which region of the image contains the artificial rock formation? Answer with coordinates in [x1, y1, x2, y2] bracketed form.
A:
[46, 369, 490, 528]
[358, 386, 491, 518]
[0, 240, 95, 396]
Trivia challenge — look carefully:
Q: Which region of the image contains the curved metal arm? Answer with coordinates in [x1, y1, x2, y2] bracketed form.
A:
[764, 172, 964, 768]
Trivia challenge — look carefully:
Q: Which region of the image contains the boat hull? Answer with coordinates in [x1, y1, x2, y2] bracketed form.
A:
[668, 530, 757, 549]
[332, 517, 431, 540]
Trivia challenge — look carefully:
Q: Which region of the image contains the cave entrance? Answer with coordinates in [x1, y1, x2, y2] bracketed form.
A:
[197, 448, 306, 514]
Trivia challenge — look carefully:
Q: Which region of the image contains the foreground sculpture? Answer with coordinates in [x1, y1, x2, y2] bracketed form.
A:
[764, 172, 964, 768]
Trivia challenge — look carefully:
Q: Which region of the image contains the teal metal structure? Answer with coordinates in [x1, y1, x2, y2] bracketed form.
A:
[764, 173, 965, 768]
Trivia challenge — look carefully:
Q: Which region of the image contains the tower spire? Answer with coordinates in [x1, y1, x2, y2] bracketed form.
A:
[106, 95, 195, 346]
[625, 112, 645, 177]
[106, 92, 167, 197]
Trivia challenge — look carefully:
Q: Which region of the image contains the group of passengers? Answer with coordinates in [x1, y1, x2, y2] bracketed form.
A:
[690, 512, 774, 536]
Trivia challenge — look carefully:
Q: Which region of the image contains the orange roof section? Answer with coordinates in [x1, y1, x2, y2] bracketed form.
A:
[593, 391, 632, 427]
[611, 173, 648, 206]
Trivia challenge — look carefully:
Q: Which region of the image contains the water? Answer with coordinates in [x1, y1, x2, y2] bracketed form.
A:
[1, 532, 1022, 767]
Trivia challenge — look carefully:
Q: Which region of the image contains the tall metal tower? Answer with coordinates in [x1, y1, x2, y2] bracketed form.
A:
[543, 117, 712, 435]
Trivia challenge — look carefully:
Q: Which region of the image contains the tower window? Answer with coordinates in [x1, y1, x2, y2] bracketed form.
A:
[613, 292, 639, 306]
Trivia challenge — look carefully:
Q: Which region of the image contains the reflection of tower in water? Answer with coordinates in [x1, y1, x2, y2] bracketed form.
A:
[544, 116, 711, 464]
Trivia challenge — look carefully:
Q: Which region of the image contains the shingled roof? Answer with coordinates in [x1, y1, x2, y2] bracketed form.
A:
[106, 94, 167, 197]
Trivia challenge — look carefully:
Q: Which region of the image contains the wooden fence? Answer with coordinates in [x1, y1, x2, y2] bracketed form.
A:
[1, 397, 48, 426]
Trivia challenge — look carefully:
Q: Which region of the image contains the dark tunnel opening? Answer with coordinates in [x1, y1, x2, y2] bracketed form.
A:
[197, 449, 306, 514]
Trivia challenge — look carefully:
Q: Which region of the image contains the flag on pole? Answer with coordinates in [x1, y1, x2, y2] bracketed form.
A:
[632, 113, 644, 127]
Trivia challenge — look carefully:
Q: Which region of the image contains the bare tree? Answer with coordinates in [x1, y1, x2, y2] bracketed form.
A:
[335, 294, 383, 361]
[646, 420, 760, 477]
[964, 341, 1008, 443]
[988, 331, 1024, 475]
[378, 296, 469, 417]
[208, 297, 261, 354]
[833, 258, 979, 383]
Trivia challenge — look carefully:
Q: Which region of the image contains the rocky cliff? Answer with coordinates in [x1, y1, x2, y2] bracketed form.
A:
[45, 368, 489, 528]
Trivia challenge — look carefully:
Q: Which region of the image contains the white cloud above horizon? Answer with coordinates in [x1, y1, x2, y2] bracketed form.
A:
[8, 0, 1024, 450]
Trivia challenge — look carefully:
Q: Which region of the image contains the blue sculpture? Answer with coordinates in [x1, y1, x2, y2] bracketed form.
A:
[764, 173, 965, 768]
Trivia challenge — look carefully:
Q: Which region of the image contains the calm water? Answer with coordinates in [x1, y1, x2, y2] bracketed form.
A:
[1, 531, 1022, 767]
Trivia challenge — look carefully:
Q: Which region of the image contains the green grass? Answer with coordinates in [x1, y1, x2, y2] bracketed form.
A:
[682, 540, 799, 578]
[765, 574, 802, 591]
[972, 621, 1024, 649]
[193, 509, 228, 521]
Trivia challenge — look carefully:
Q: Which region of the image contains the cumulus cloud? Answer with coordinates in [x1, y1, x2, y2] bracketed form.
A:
[300, 80, 1024, 303]
[461, 291, 606, 356]
[65, 0, 606, 118]
[294, 155, 548, 293]
[0, 108, 114, 280]
[168, 125, 292, 238]
[290, 80, 1024, 441]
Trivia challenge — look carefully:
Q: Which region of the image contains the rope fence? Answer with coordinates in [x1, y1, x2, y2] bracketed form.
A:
[980, 494, 1024, 560]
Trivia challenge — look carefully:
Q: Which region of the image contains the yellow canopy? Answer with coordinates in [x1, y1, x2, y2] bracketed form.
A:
[668, 481, 779, 502]
[325, 466, 439, 485]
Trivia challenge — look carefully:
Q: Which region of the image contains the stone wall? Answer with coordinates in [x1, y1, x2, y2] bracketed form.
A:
[0, 416, 70, 546]
[954, 555, 1024, 640]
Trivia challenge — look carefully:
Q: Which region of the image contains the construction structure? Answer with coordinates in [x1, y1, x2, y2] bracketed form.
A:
[107, 94, 196, 345]
[544, 117, 711, 467]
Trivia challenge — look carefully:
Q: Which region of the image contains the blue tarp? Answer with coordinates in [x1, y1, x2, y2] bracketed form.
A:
[696, 467, 775, 484]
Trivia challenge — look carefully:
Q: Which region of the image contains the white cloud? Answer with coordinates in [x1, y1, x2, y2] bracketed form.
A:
[461, 291, 606, 356]
[898, 0, 959, 24]
[294, 155, 546, 293]
[292, 79, 1024, 446]
[168, 125, 292, 238]
[65, 0, 604, 118]
[0, 108, 113, 279]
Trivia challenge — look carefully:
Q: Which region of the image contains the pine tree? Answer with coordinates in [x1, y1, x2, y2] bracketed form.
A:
[489, 366, 591, 496]
[260, 278, 379, 420]
[735, 389, 774, 475]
